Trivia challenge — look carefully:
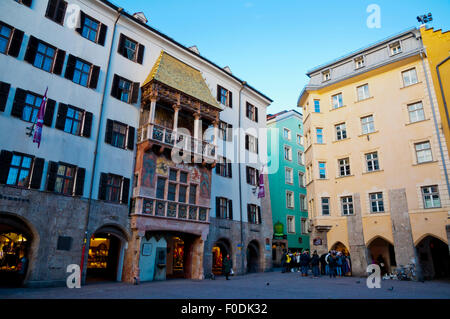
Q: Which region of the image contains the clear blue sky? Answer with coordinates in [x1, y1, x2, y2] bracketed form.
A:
[113, 0, 450, 114]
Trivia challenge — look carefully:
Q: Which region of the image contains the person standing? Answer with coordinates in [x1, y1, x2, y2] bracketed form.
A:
[311, 251, 320, 278]
[300, 250, 310, 276]
[319, 253, 327, 275]
[336, 252, 343, 277]
[328, 252, 337, 278]
[281, 249, 287, 273]
[223, 254, 233, 280]
[325, 251, 331, 276]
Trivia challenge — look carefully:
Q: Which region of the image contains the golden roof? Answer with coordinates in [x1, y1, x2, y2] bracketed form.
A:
[143, 51, 222, 110]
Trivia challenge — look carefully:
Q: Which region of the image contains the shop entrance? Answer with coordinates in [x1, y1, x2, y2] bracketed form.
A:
[246, 240, 260, 273]
[331, 242, 349, 255]
[0, 214, 33, 287]
[368, 237, 396, 275]
[86, 232, 122, 282]
[212, 238, 231, 276]
[416, 235, 450, 280]
[166, 233, 200, 279]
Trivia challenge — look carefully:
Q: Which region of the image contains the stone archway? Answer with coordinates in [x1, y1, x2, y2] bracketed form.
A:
[416, 235, 450, 280]
[212, 238, 232, 276]
[330, 241, 349, 255]
[246, 240, 260, 273]
[367, 236, 396, 275]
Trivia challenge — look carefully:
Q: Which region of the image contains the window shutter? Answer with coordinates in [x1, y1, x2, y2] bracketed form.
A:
[215, 197, 220, 218]
[255, 107, 259, 123]
[98, 23, 107, 46]
[53, 49, 66, 75]
[64, 54, 76, 80]
[228, 91, 233, 108]
[98, 173, 108, 200]
[216, 85, 221, 102]
[0, 82, 11, 112]
[228, 162, 232, 178]
[110, 74, 120, 99]
[75, 11, 85, 34]
[82, 111, 93, 138]
[24, 36, 39, 64]
[257, 206, 262, 224]
[74, 167, 85, 196]
[131, 82, 140, 104]
[121, 177, 130, 205]
[247, 204, 251, 223]
[43, 98, 56, 126]
[55, 103, 68, 130]
[137, 43, 145, 64]
[30, 157, 44, 189]
[228, 199, 233, 220]
[89, 65, 100, 89]
[46, 161, 59, 191]
[127, 126, 135, 150]
[0, 150, 13, 184]
[11, 88, 27, 118]
[245, 135, 249, 150]
[227, 124, 233, 141]
[45, 0, 58, 20]
[256, 138, 259, 154]
[246, 166, 251, 184]
[8, 29, 24, 58]
[105, 119, 113, 144]
[55, 0, 68, 25]
[22, 0, 33, 7]
[117, 34, 126, 57]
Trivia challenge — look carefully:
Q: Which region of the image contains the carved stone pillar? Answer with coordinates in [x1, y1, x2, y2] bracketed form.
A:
[173, 104, 180, 133]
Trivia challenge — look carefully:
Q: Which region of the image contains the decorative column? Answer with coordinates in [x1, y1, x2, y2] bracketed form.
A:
[212, 118, 219, 162]
[193, 111, 201, 162]
[147, 91, 158, 140]
[173, 104, 180, 133]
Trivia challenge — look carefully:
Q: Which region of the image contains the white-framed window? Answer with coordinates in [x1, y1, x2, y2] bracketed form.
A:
[366, 152, 380, 172]
[286, 191, 294, 209]
[338, 158, 351, 177]
[300, 194, 307, 212]
[322, 70, 330, 82]
[408, 102, 425, 123]
[421, 185, 441, 209]
[297, 134, 303, 145]
[285, 167, 293, 184]
[287, 215, 295, 233]
[361, 115, 375, 134]
[283, 128, 291, 140]
[369, 192, 385, 213]
[299, 171, 305, 187]
[415, 141, 432, 163]
[301, 218, 308, 234]
[318, 162, 326, 179]
[390, 41, 402, 55]
[355, 56, 365, 69]
[321, 197, 330, 215]
[316, 128, 324, 143]
[357, 84, 370, 101]
[332, 93, 343, 109]
[297, 151, 304, 165]
[341, 196, 354, 215]
[402, 68, 418, 87]
[335, 123, 347, 141]
[284, 145, 292, 161]
[245, 134, 258, 153]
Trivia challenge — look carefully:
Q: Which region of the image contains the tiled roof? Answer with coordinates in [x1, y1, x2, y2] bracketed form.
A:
[143, 51, 222, 110]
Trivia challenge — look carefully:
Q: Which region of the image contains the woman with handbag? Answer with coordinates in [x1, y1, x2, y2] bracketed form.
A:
[223, 254, 233, 280]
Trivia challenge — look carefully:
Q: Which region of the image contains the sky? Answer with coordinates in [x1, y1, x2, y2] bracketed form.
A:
[112, 0, 450, 115]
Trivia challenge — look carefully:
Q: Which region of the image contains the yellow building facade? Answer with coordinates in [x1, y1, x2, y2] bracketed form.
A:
[298, 28, 450, 279]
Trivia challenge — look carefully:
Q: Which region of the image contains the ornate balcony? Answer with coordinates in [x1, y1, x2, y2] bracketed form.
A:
[138, 197, 209, 223]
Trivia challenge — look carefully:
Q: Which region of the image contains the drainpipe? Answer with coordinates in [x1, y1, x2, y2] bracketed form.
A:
[238, 81, 246, 274]
[80, 7, 123, 285]
[436, 56, 450, 148]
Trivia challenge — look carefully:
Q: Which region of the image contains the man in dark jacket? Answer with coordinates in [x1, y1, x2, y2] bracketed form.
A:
[281, 250, 287, 273]
[319, 253, 327, 275]
[223, 254, 232, 280]
[300, 251, 310, 276]
[328, 253, 337, 278]
[311, 251, 320, 278]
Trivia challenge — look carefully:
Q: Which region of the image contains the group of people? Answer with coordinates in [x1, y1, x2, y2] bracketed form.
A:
[281, 249, 351, 278]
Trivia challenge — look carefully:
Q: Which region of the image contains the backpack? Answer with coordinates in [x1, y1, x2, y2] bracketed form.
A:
[286, 255, 291, 263]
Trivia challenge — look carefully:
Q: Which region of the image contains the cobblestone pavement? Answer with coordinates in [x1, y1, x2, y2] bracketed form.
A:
[1, 270, 450, 299]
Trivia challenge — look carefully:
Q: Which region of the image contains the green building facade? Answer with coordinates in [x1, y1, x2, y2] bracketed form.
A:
[266, 110, 308, 266]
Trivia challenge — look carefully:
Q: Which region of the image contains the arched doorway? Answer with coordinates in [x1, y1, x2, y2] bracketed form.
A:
[330, 242, 349, 255]
[246, 240, 260, 273]
[212, 238, 231, 276]
[416, 235, 450, 280]
[367, 237, 396, 275]
[0, 214, 34, 287]
[86, 225, 127, 282]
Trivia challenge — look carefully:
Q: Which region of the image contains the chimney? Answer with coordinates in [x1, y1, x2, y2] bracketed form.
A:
[188, 45, 200, 55]
[223, 66, 232, 74]
[133, 12, 148, 24]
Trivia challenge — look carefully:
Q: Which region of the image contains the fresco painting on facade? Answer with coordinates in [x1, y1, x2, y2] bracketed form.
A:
[142, 152, 157, 187]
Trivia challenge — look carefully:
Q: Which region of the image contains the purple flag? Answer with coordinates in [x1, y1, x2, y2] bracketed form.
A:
[257, 170, 265, 198]
[33, 87, 48, 148]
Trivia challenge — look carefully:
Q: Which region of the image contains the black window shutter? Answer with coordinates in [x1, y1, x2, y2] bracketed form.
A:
[245, 103, 250, 118]
[227, 124, 233, 142]
[246, 166, 251, 184]
[110, 74, 120, 99]
[256, 138, 259, 154]
[228, 199, 233, 220]
[74, 167, 85, 196]
[228, 162, 232, 178]
[131, 82, 140, 104]
[257, 206, 262, 224]
[245, 135, 249, 150]
[216, 85, 221, 102]
[215, 197, 220, 218]
[121, 177, 130, 205]
[11, 88, 27, 118]
[127, 126, 135, 150]
[8, 29, 24, 58]
[43, 98, 56, 126]
[76, 11, 85, 34]
[0, 150, 13, 184]
[0, 82, 11, 112]
[105, 119, 113, 144]
[247, 204, 251, 222]
[64, 54, 76, 80]
[46, 161, 59, 191]
[24, 36, 39, 64]
[117, 34, 126, 57]
[45, 0, 58, 20]
[55, 103, 68, 130]
[137, 44, 145, 64]
[228, 91, 233, 108]
[30, 157, 44, 189]
[53, 49, 66, 75]
[98, 24, 107, 46]
[98, 173, 108, 200]
[55, 0, 68, 25]
[82, 111, 93, 138]
[89, 65, 100, 89]
[255, 107, 259, 123]
[22, 0, 33, 7]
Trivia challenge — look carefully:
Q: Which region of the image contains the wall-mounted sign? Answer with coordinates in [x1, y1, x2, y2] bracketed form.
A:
[313, 238, 322, 246]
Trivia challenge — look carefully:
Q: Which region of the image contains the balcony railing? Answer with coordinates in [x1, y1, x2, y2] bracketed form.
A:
[138, 123, 216, 159]
[140, 198, 209, 223]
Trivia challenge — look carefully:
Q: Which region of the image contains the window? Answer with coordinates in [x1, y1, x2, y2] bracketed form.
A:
[216, 197, 232, 219]
[14, 0, 33, 7]
[45, 0, 67, 25]
[316, 128, 323, 144]
[156, 177, 166, 199]
[245, 134, 258, 153]
[118, 78, 132, 103]
[24, 37, 65, 75]
[299, 172, 305, 187]
[335, 123, 347, 141]
[361, 115, 375, 134]
[179, 185, 187, 203]
[390, 41, 402, 55]
[64, 55, 100, 89]
[180, 172, 188, 183]
[369, 192, 384, 213]
[285, 167, 293, 184]
[6, 154, 32, 187]
[124, 37, 137, 61]
[112, 122, 127, 149]
[246, 166, 258, 186]
[82, 16, 99, 42]
[216, 156, 232, 178]
[217, 85, 232, 107]
[283, 128, 291, 140]
[117, 34, 145, 64]
[64, 106, 83, 135]
[218, 121, 232, 141]
[415, 141, 432, 163]
[105, 174, 122, 202]
[421, 185, 441, 209]
[72, 60, 91, 87]
[355, 56, 365, 69]
[366, 152, 380, 172]
[322, 70, 330, 82]
[169, 169, 177, 181]
[167, 183, 176, 201]
[357, 84, 370, 101]
[111, 74, 139, 104]
[105, 119, 135, 150]
[34, 42, 56, 72]
[247, 204, 260, 224]
[284, 146, 292, 161]
[332, 93, 343, 109]
[402, 68, 418, 87]
[301, 218, 308, 235]
[0, 24, 11, 54]
[341, 196, 354, 215]
[321, 197, 330, 215]
[314, 100, 320, 112]
[297, 151, 304, 165]
[300, 195, 307, 212]
[22, 93, 42, 123]
[319, 162, 326, 179]
[286, 191, 294, 209]
[246, 102, 258, 122]
[189, 184, 197, 204]
[338, 158, 351, 177]
[54, 163, 75, 195]
[297, 134, 302, 145]
[408, 102, 425, 123]
[287, 216, 295, 233]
